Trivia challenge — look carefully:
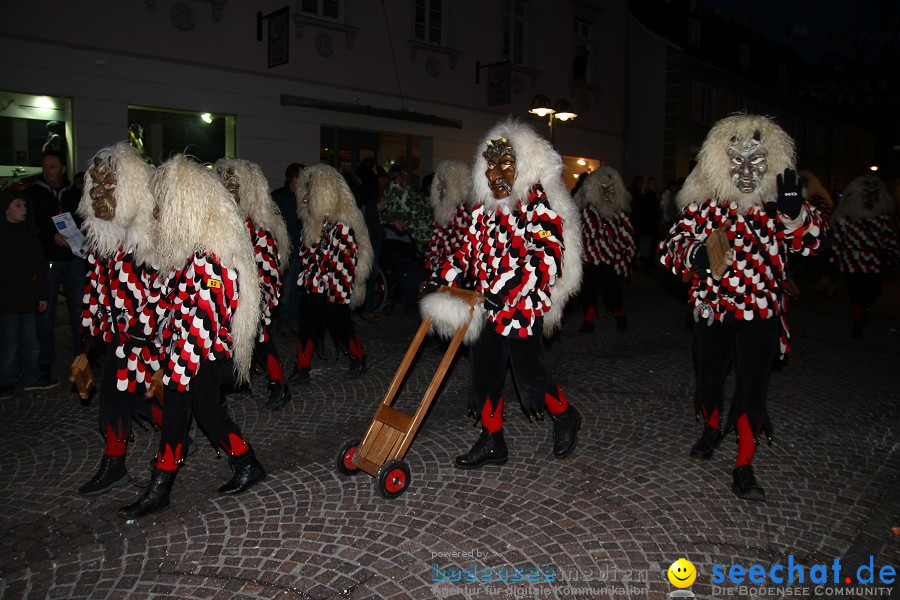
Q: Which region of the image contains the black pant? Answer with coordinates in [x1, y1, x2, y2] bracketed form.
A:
[158, 360, 244, 459]
[468, 318, 556, 418]
[581, 262, 624, 315]
[298, 292, 360, 357]
[97, 344, 160, 442]
[693, 316, 779, 437]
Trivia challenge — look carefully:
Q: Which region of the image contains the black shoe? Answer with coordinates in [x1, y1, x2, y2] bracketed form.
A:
[551, 405, 582, 458]
[579, 321, 595, 333]
[732, 465, 766, 502]
[79, 455, 128, 496]
[118, 468, 177, 519]
[0, 385, 13, 400]
[288, 367, 310, 384]
[616, 315, 628, 331]
[454, 428, 508, 469]
[347, 355, 367, 379]
[689, 426, 723, 461]
[218, 448, 266, 495]
[265, 381, 292, 410]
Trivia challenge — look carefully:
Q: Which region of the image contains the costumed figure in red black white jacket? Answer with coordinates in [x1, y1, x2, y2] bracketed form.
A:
[830, 173, 900, 338]
[118, 154, 264, 519]
[573, 166, 635, 333]
[422, 117, 583, 470]
[424, 159, 472, 278]
[214, 158, 292, 409]
[289, 164, 373, 383]
[76, 142, 163, 497]
[659, 114, 827, 502]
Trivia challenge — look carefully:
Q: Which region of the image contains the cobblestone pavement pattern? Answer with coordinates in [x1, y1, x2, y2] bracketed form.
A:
[0, 269, 897, 599]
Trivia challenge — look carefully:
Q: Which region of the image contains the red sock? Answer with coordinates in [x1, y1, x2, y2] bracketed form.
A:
[584, 305, 597, 324]
[544, 385, 569, 415]
[266, 354, 283, 383]
[296, 339, 313, 368]
[481, 397, 504, 433]
[104, 423, 128, 457]
[735, 414, 757, 467]
[349, 336, 365, 358]
[704, 407, 721, 430]
[150, 404, 163, 429]
[221, 432, 250, 457]
[155, 443, 183, 471]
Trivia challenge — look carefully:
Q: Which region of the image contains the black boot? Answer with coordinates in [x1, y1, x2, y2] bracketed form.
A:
[218, 448, 266, 495]
[732, 465, 766, 502]
[616, 315, 628, 331]
[79, 455, 128, 496]
[118, 468, 177, 519]
[689, 426, 723, 461]
[265, 380, 292, 410]
[288, 366, 310, 384]
[346, 355, 367, 379]
[579, 321, 595, 333]
[454, 428, 508, 469]
[551, 405, 582, 458]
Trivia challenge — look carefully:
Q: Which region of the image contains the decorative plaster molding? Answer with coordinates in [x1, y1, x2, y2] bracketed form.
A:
[293, 13, 358, 49]
[407, 39, 460, 71]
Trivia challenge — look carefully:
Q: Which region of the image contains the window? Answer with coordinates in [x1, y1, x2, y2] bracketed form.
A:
[503, 0, 529, 65]
[573, 18, 593, 82]
[301, 0, 342, 20]
[128, 105, 236, 165]
[0, 91, 72, 188]
[414, 0, 444, 45]
[687, 17, 701, 47]
[691, 82, 718, 125]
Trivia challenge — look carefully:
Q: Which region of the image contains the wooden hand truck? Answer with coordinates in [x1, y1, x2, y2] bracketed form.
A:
[335, 287, 481, 499]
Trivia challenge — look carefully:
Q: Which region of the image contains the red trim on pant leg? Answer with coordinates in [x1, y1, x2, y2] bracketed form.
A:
[850, 302, 864, 323]
[544, 385, 569, 415]
[155, 443, 183, 471]
[613, 308, 626, 317]
[349, 336, 366, 358]
[481, 397, 504, 433]
[296, 340, 314, 368]
[150, 405, 163, 429]
[220, 432, 250, 456]
[704, 407, 721, 430]
[735, 414, 757, 468]
[104, 423, 128, 457]
[584, 305, 596, 324]
[266, 354, 283, 383]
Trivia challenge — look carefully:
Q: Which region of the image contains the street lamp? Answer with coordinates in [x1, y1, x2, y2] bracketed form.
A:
[529, 94, 577, 147]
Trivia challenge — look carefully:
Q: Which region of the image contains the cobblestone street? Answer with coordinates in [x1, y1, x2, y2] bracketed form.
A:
[1, 268, 897, 599]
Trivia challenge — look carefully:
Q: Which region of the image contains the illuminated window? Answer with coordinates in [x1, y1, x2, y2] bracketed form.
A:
[0, 91, 72, 186]
[128, 105, 236, 165]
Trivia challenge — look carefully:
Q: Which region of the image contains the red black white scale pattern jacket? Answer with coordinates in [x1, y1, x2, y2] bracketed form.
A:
[297, 218, 358, 305]
[438, 184, 564, 338]
[82, 248, 162, 393]
[831, 214, 900, 274]
[425, 205, 471, 276]
[246, 218, 283, 342]
[157, 252, 239, 391]
[660, 199, 826, 356]
[581, 207, 636, 278]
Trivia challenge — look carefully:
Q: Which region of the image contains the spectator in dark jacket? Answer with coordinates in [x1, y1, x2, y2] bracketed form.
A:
[26, 150, 86, 380]
[0, 189, 56, 398]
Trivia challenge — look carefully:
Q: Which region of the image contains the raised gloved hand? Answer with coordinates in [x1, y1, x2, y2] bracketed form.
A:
[776, 168, 804, 219]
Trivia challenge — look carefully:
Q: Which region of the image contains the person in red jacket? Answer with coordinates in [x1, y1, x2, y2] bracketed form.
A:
[289, 164, 373, 382]
[423, 118, 583, 470]
[118, 154, 265, 519]
[214, 158, 292, 409]
[76, 142, 165, 496]
[573, 166, 635, 333]
[830, 173, 900, 338]
[659, 114, 827, 502]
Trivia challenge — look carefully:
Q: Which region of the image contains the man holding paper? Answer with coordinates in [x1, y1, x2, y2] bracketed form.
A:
[27, 149, 86, 384]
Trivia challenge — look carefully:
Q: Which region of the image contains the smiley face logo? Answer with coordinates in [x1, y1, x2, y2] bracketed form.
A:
[667, 558, 697, 588]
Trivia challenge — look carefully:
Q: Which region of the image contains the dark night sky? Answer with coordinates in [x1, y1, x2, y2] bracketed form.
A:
[702, 0, 888, 64]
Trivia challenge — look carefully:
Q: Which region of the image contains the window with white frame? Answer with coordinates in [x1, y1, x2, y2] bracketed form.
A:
[573, 18, 593, 82]
[301, 0, 342, 20]
[692, 82, 718, 125]
[414, 0, 444, 45]
[503, 0, 528, 65]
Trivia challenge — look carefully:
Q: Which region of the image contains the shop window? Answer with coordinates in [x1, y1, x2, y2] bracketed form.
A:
[0, 91, 72, 188]
[127, 105, 235, 165]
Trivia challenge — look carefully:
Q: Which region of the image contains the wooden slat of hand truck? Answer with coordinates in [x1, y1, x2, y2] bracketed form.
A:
[344, 287, 481, 498]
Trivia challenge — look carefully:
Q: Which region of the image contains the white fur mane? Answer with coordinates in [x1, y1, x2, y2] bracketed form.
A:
[833, 173, 894, 221]
[430, 159, 471, 227]
[574, 166, 631, 218]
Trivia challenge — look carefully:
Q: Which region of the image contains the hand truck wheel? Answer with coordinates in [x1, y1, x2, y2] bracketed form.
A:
[375, 459, 410, 499]
[335, 439, 361, 476]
